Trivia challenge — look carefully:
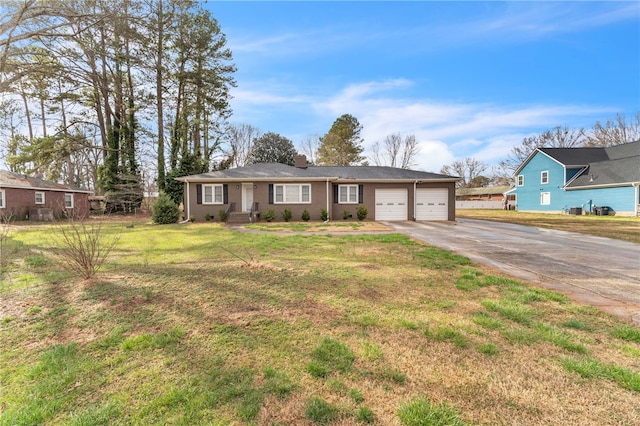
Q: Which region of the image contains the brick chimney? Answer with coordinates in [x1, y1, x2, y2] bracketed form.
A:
[294, 154, 308, 169]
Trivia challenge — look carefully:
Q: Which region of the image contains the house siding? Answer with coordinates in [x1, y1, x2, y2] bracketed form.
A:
[184, 180, 457, 222]
[514, 153, 566, 212]
[513, 149, 638, 215]
[0, 187, 90, 219]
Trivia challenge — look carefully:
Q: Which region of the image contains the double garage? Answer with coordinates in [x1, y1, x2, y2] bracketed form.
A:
[375, 188, 450, 221]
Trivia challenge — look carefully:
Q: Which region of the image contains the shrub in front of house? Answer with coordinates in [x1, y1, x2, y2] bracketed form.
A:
[263, 209, 276, 222]
[342, 210, 351, 220]
[357, 206, 368, 221]
[218, 209, 228, 222]
[301, 209, 310, 222]
[282, 208, 292, 222]
[205, 213, 213, 221]
[152, 193, 180, 224]
[320, 208, 328, 222]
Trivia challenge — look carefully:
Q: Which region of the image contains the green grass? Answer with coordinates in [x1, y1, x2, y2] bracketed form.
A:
[398, 398, 467, 426]
[561, 358, 640, 393]
[1, 220, 639, 424]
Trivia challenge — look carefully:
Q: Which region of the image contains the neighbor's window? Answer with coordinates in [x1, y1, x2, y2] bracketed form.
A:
[35, 192, 45, 204]
[203, 184, 223, 204]
[338, 185, 358, 204]
[541, 171, 549, 184]
[0, 189, 5, 208]
[64, 193, 74, 209]
[540, 192, 551, 205]
[274, 184, 311, 204]
[517, 175, 524, 187]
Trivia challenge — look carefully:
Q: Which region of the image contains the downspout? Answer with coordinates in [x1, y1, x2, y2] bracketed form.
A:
[325, 178, 330, 222]
[413, 180, 418, 221]
[179, 180, 190, 224]
[634, 182, 640, 217]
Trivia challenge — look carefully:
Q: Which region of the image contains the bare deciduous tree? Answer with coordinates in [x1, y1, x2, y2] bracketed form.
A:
[499, 125, 585, 176]
[221, 123, 261, 168]
[584, 112, 640, 147]
[298, 134, 320, 165]
[440, 157, 489, 188]
[370, 133, 420, 169]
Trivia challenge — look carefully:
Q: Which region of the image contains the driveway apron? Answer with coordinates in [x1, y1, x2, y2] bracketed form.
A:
[386, 219, 640, 324]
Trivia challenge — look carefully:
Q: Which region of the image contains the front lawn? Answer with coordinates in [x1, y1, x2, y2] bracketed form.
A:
[457, 209, 640, 243]
[1, 221, 638, 424]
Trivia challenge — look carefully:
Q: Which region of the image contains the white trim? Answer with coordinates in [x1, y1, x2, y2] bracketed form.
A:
[0, 189, 5, 208]
[338, 184, 358, 204]
[517, 175, 524, 187]
[540, 192, 550, 206]
[64, 193, 74, 209]
[202, 184, 224, 205]
[35, 191, 45, 204]
[541, 170, 549, 184]
[273, 183, 311, 204]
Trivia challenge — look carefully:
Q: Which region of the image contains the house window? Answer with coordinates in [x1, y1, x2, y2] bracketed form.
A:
[203, 184, 223, 204]
[35, 192, 45, 204]
[64, 193, 74, 209]
[540, 192, 550, 206]
[274, 184, 311, 204]
[338, 185, 358, 204]
[0, 190, 5, 208]
[517, 175, 524, 187]
[541, 171, 549, 184]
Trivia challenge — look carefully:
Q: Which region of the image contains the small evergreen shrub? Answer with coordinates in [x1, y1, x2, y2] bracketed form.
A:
[263, 209, 276, 222]
[152, 193, 180, 224]
[301, 209, 311, 222]
[204, 213, 213, 221]
[282, 208, 292, 222]
[356, 206, 368, 221]
[189, 215, 195, 223]
[218, 209, 228, 222]
[320, 208, 328, 221]
[342, 210, 351, 220]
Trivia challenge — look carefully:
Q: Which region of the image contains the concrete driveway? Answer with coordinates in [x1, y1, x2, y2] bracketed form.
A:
[385, 219, 640, 324]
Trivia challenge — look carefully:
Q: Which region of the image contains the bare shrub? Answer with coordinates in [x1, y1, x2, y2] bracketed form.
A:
[51, 218, 120, 279]
[0, 214, 13, 278]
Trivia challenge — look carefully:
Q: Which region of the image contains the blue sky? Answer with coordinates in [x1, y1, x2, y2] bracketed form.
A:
[205, 1, 640, 173]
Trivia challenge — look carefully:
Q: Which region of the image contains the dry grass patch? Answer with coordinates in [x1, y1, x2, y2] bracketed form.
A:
[1, 222, 639, 424]
[457, 209, 640, 243]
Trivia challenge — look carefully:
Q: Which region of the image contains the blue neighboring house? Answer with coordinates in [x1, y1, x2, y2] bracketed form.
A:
[509, 140, 640, 216]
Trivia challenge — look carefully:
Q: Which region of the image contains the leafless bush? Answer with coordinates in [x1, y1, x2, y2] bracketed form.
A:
[0, 214, 12, 278]
[51, 218, 120, 279]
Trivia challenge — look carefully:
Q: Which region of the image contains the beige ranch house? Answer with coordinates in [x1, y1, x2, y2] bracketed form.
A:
[177, 156, 460, 223]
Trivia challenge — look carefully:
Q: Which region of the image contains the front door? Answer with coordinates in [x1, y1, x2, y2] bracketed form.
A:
[242, 184, 254, 212]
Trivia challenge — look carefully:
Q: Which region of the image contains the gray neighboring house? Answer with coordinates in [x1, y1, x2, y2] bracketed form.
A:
[176, 155, 460, 222]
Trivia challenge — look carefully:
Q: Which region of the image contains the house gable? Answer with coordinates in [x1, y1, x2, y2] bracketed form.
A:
[512, 141, 640, 215]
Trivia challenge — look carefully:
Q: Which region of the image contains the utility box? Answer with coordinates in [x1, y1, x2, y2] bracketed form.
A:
[595, 206, 610, 216]
[569, 207, 582, 215]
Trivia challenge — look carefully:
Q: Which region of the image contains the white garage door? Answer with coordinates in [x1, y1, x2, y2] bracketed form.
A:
[375, 188, 408, 221]
[416, 188, 449, 221]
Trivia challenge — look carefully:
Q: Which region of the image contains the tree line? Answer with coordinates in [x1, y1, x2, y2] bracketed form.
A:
[0, 0, 235, 211]
[441, 112, 640, 188]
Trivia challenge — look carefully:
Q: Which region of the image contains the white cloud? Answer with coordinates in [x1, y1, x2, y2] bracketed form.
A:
[228, 79, 617, 171]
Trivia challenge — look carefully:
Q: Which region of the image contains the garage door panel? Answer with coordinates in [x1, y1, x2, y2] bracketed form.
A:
[375, 189, 407, 221]
[416, 188, 449, 220]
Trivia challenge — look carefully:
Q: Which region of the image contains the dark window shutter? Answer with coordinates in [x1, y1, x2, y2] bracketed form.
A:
[333, 184, 339, 204]
[196, 184, 202, 204]
[268, 184, 274, 204]
[358, 184, 364, 204]
[223, 184, 228, 204]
